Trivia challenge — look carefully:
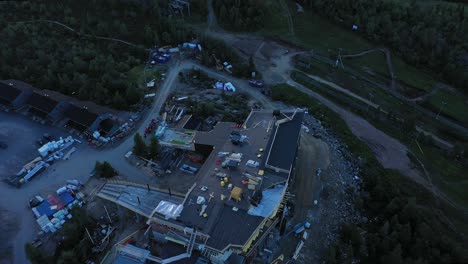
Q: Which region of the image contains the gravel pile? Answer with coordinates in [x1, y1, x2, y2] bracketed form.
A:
[298, 115, 362, 263]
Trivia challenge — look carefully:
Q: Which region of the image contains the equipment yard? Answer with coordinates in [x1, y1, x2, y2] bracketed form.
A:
[0, 111, 65, 178]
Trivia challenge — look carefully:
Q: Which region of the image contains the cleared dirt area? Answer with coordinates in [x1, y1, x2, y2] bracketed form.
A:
[275, 115, 361, 263]
[0, 112, 69, 264]
[292, 132, 330, 221]
[0, 112, 64, 176]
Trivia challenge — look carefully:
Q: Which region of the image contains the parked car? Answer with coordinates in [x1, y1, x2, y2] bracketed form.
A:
[0, 141, 7, 149]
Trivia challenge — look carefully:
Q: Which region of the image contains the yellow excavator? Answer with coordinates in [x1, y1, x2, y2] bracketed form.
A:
[212, 54, 223, 71]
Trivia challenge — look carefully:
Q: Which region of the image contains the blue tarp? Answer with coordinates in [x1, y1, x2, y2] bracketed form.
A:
[248, 185, 285, 217]
[34, 201, 57, 217]
[59, 191, 75, 205]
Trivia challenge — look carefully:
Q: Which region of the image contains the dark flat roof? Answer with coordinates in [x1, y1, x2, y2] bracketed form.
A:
[175, 110, 303, 251]
[27, 92, 59, 114]
[69, 100, 114, 116]
[41, 89, 73, 102]
[100, 118, 116, 132]
[0, 82, 21, 102]
[266, 112, 304, 171]
[206, 205, 263, 250]
[65, 104, 99, 127]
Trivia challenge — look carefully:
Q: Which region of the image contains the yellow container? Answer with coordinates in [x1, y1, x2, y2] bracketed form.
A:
[224, 177, 228, 183]
[220, 181, 225, 187]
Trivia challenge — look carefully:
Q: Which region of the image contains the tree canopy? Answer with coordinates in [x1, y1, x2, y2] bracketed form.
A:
[0, 0, 196, 109]
[94, 161, 117, 178]
[213, 0, 266, 31]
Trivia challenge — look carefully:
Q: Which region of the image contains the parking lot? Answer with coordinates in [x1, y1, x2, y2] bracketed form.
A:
[0, 112, 65, 178]
[0, 111, 81, 263]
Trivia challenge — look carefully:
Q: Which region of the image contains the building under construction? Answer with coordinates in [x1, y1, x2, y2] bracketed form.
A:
[97, 109, 305, 264]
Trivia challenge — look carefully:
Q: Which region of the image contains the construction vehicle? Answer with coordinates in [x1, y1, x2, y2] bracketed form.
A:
[223, 61, 233, 74]
[212, 54, 223, 71]
[271, 254, 284, 264]
[284, 221, 311, 237]
[144, 119, 157, 137]
[188, 154, 204, 163]
[249, 80, 265, 88]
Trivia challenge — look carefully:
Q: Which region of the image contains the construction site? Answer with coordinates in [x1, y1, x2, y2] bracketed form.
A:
[96, 108, 305, 263]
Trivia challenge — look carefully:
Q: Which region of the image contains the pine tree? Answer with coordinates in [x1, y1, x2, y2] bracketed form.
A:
[112, 91, 126, 108]
[148, 137, 160, 159]
[133, 132, 147, 157]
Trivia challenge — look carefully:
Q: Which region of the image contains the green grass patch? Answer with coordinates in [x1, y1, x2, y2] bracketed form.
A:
[127, 66, 166, 88]
[411, 143, 468, 206]
[293, 64, 410, 117]
[271, 83, 468, 238]
[269, 3, 437, 93]
[291, 70, 369, 112]
[425, 90, 468, 126]
[344, 52, 436, 92]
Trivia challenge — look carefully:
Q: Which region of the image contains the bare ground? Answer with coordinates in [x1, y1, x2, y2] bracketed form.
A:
[275, 115, 362, 263]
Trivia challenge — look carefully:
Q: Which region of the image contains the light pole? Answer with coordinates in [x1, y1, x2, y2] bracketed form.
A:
[335, 48, 344, 69]
[435, 101, 447, 120]
[367, 92, 374, 112]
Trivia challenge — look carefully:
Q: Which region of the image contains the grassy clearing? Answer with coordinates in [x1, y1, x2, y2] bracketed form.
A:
[345, 52, 436, 92]
[411, 143, 468, 206]
[425, 90, 468, 126]
[299, 56, 468, 142]
[291, 70, 370, 112]
[289, 69, 468, 208]
[295, 59, 408, 114]
[272, 83, 468, 215]
[127, 66, 166, 88]
[272, 3, 438, 93]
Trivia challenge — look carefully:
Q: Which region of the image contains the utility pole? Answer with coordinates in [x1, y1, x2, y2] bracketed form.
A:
[85, 227, 95, 245]
[367, 92, 374, 113]
[104, 205, 112, 224]
[435, 101, 447, 120]
[335, 48, 344, 69]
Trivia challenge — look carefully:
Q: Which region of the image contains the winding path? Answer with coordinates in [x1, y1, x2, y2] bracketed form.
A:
[8, 19, 149, 50]
[206, 0, 218, 30]
[278, 0, 294, 36]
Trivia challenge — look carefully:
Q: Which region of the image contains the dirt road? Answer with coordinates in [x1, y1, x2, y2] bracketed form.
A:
[249, 49, 434, 189]
[286, 79, 429, 185]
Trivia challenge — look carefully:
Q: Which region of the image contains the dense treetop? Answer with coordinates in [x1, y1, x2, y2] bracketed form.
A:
[213, 0, 265, 31]
[0, 0, 202, 109]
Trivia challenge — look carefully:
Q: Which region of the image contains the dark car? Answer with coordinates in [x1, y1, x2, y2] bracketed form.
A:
[0, 141, 7, 149]
[36, 139, 45, 146]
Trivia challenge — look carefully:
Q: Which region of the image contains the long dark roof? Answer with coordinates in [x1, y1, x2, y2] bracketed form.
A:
[0, 82, 21, 102]
[65, 104, 99, 127]
[206, 205, 263, 250]
[267, 111, 304, 171]
[27, 92, 59, 114]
